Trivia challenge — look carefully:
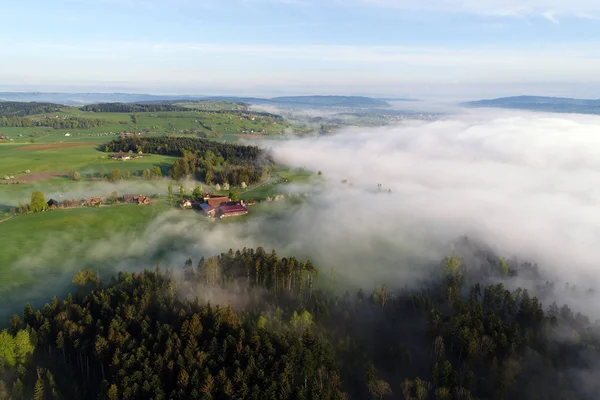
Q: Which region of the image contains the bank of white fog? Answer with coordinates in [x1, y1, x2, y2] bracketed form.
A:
[270, 110, 600, 313]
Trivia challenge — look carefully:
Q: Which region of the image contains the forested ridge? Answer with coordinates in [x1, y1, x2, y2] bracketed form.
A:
[1, 244, 599, 399]
[0, 116, 107, 129]
[81, 103, 191, 113]
[0, 102, 63, 117]
[105, 137, 271, 184]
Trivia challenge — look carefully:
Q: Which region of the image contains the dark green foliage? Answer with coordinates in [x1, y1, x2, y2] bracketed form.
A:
[0, 101, 62, 117]
[105, 136, 270, 184]
[81, 103, 190, 113]
[105, 136, 264, 163]
[18, 267, 345, 400]
[0, 115, 106, 129]
[7, 246, 600, 400]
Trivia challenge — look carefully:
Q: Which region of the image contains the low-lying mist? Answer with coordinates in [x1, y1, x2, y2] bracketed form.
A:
[3, 108, 600, 322]
[269, 109, 600, 315]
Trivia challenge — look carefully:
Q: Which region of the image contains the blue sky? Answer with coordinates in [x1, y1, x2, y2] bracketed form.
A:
[1, 0, 599, 97]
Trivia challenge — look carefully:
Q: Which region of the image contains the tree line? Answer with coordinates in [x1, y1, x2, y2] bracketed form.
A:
[0, 116, 106, 129]
[169, 150, 266, 185]
[81, 103, 190, 113]
[0, 101, 63, 118]
[105, 137, 270, 184]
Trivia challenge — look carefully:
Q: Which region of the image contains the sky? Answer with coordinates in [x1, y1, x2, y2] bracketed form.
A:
[1, 0, 600, 97]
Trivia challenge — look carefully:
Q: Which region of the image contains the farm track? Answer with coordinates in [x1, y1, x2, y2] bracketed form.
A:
[16, 142, 96, 151]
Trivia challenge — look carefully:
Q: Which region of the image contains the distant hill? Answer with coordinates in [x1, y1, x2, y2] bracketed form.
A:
[270, 95, 390, 107]
[0, 92, 391, 108]
[200, 95, 391, 108]
[0, 92, 207, 106]
[462, 96, 600, 115]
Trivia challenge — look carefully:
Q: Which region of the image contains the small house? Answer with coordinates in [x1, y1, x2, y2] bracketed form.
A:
[47, 199, 62, 209]
[82, 197, 104, 207]
[181, 199, 193, 209]
[199, 203, 217, 217]
[111, 152, 131, 161]
[124, 194, 152, 205]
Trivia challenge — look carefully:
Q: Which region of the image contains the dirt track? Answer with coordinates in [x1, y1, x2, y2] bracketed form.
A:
[233, 134, 265, 140]
[17, 142, 96, 151]
[4, 171, 64, 183]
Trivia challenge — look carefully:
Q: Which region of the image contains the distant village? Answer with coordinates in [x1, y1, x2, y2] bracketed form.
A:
[45, 194, 153, 210]
[39, 191, 251, 220]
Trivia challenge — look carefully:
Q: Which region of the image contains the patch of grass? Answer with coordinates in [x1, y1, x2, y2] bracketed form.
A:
[0, 202, 170, 295]
[0, 144, 177, 178]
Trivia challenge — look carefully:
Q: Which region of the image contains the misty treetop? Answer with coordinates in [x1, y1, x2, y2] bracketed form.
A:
[6, 266, 345, 400]
[3, 245, 600, 399]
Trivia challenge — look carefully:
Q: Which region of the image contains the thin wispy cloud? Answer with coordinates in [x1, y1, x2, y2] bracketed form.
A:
[347, 0, 600, 20]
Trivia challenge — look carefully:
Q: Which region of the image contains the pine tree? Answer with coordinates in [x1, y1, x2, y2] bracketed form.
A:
[33, 376, 44, 400]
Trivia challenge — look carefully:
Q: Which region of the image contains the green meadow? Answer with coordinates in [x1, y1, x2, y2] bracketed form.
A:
[0, 144, 177, 178]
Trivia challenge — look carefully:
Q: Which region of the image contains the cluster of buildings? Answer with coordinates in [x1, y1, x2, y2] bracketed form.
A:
[116, 131, 147, 138]
[182, 194, 248, 219]
[123, 194, 152, 205]
[110, 152, 139, 160]
[45, 194, 152, 209]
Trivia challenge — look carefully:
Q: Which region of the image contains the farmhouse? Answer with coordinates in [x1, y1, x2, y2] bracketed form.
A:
[124, 194, 152, 205]
[218, 203, 248, 218]
[199, 202, 217, 217]
[198, 194, 248, 218]
[181, 199, 193, 209]
[82, 197, 104, 207]
[204, 195, 230, 208]
[111, 152, 131, 161]
[47, 199, 62, 209]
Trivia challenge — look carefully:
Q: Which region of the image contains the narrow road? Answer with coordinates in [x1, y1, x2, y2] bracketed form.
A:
[0, 215, 14, 224]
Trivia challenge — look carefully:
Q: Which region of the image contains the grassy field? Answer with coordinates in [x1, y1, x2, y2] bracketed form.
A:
[0, 143, 177, 179]
[0, 202, 169, 288]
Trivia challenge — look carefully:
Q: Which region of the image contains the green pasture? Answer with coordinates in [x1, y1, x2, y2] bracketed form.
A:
[0, 144, 177, 178]
[1, 108, 290, 146]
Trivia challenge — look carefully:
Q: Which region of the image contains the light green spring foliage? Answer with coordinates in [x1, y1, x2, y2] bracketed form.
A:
[499, 258, 509, 277]
[30, 191, 47, 213]
[0, 330, 16, 368]
[14, 331, 34, 364]
[289, 310, 313, 332]
[444, 256, 462, 275]
[257, 315, 268, 330]
[0, 329, 34, 369]
[192, 186, 204, 201]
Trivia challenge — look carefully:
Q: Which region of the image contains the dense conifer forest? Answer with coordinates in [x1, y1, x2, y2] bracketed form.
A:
[81, 103, 191, 113]
[0, 102, 63, 117]
[1, 243, 599, 399]
[105, 137, 270, 184]
[0, 116, 107, 129]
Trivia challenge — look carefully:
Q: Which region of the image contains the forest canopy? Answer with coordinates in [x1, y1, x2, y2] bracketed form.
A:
[105, 137, 271, 183]
[1, 245, 599, 399]
[81, 103, 191, 113]
[0, 101, 63, 117]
